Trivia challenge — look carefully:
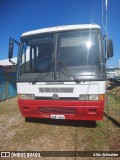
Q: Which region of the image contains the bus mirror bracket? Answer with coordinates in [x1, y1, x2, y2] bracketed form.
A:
[8, 37, 20, 65]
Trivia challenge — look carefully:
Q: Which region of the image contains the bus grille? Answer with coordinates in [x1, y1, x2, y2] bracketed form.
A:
[39, 107, 77, 114]
[38, 87, 74, 93]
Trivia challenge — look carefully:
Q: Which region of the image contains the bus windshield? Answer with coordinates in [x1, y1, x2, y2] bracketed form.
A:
[19, 29, 105, 82]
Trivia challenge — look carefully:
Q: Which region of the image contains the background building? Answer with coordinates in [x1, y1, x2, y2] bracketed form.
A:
[0, 58, 17, 101]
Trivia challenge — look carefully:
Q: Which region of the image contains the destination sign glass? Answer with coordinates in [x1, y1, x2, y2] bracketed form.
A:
[27, 35, 54, 45]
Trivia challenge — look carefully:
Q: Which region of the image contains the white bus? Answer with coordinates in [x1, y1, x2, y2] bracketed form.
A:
[8, 24, 113, 120]
[107, 67, 120, 81]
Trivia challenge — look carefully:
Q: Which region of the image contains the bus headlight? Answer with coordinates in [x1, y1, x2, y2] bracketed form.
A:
[89, 94, 98, 100]
[19, 94, 35, 100]
[79, 94, 98, 101]
[79, 95, 89, 100]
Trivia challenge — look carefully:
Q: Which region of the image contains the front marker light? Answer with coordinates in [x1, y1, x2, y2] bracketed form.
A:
[98, 94, 105, 101]
[19, 94, 35, 100]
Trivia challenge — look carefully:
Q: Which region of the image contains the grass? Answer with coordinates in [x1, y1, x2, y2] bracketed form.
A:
[105, 93, 120, 123]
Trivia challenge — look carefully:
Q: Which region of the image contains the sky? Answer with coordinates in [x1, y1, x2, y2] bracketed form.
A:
[0, 0, 120, 67]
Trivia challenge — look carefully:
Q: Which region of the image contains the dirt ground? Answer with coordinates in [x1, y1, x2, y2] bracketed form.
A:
[0, 88, 120, 160]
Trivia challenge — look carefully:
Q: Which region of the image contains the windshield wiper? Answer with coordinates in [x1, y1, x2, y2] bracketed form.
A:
[32, 62, 54, 84]
[57, 62, 81, 84]
[32, 61, 80, 84]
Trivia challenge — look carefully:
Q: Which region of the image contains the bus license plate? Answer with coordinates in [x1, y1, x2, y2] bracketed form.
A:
[50, 114, 65, 119]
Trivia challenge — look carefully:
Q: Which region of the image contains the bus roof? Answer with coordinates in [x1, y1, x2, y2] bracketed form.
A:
[21, 24, 101, 37]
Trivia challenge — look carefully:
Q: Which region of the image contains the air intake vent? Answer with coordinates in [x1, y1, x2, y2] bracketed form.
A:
[39, 107, 77, 114]
[38, 88, 74, 93]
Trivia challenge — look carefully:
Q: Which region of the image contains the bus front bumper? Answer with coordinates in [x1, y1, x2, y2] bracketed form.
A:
[18, 99, 104, 121]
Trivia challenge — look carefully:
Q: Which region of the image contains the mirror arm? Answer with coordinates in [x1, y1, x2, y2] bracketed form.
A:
[10, 37, 20, 46]
[9, 59, 16, 65]
[103, 34, 106, 40]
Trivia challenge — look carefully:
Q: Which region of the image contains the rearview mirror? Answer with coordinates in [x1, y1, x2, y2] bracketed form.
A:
[8, 41, 14, 60]
[8, 37, 20, 65]
[107, 39, 113, 59]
